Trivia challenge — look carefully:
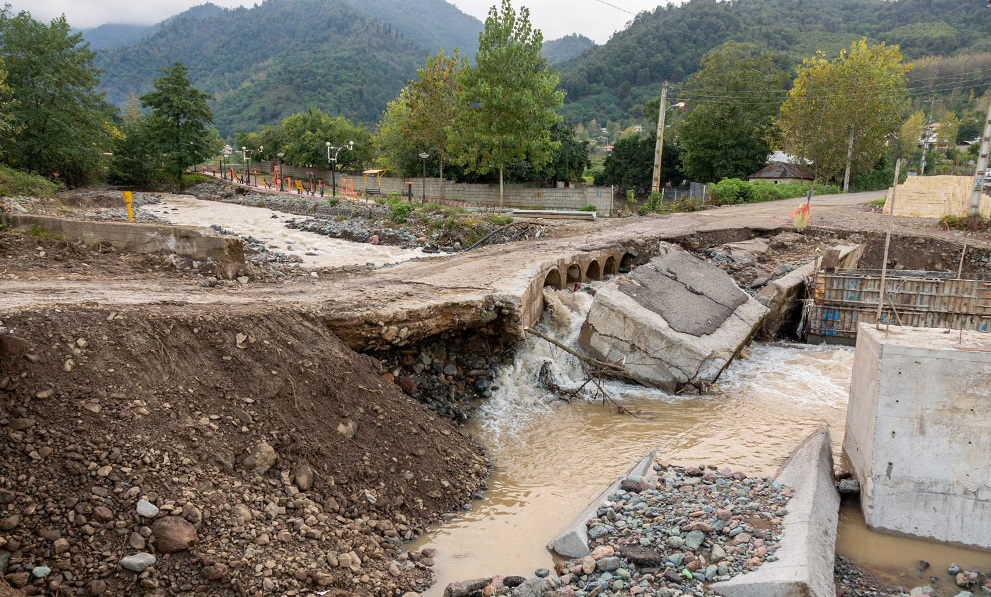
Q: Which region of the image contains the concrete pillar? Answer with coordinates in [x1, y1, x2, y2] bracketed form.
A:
[845, 323, 991, 548]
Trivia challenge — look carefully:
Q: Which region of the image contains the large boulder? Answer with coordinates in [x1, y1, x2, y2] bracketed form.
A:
[579, 243, 767, 392]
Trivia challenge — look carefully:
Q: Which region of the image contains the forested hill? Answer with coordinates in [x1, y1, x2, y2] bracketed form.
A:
[542, 34, 596, 64]
[557, 0, 991, 124]
[95, 0, 483, 135]
[80, 4, 224, 50]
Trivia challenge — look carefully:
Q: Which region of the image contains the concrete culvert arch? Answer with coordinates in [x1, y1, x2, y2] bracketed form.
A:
[544, 268, 562, 289]
[586, 260, 602, 281]
[566, 264, 582, 287]
[619, 253, 637, 273]
[604, 256, 619, 276]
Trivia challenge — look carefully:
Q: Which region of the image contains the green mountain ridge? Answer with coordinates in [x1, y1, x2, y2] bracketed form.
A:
[556, 0, 991, 124]
[94, 0, 482, 135]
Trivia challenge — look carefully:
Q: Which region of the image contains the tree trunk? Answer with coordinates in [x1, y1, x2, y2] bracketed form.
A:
[499, 166, 504, 208]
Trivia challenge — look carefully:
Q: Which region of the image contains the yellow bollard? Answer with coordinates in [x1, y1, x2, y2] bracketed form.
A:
[123, 191, 133, 222]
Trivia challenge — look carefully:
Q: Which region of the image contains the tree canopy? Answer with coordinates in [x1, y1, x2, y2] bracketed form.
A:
[0, 8, 113, 187]
[777, 39, 909, 184]
[448, 0, 564, 204]
[140, 62, 216, 185]
[677, 42, 790, 183]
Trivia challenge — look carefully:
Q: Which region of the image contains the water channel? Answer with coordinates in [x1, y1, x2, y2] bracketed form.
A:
[413, 288, 991, 595]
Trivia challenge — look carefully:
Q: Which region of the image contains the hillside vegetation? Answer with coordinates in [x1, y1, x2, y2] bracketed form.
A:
[94, 0, 482, 135]
[556, 0, 991, 123]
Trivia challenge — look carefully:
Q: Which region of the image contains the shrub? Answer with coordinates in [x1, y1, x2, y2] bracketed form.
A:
[940, 214, 989, 231]
[388, 200, 413, 224]
[486, 214, 513, 225]
[578, 204, 597, 212]
[327, 197, 340, 208]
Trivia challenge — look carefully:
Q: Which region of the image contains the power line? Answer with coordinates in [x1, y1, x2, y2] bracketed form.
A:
[590, 0, 637, 17]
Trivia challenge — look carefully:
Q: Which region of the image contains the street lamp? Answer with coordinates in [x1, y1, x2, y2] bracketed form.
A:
[326, 140, 354, 198]
[241, 146, 260, 186]
[277, 152, 285, 192]
[418, 152, 429, 203]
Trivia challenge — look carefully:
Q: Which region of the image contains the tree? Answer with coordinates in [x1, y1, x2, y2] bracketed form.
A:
[0, 8, 113, 186]
[0, 57, 15, 163]
[899, 110, 926, 162]
[777, 39, 910, 185]
[278, 108, 372, 171]
[534, 122, 592, 185]
[374, 88, 421, 177]
[407, 50, 465, 179]
[448, 0, 564, 205]
[140, 62, 214, 186]
[677, 42, 790, 183]
[594, 134, 654, 188]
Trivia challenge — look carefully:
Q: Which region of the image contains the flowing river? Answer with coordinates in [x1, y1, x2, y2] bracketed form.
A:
[412, 287, 991, 594]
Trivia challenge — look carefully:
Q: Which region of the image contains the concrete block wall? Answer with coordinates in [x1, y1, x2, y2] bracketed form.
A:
[845, 323, 991, 548]
[273, 164, 615, 214]
[884, 175, 991, 218]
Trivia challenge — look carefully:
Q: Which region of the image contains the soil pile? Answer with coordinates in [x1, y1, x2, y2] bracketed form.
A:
[0, 305, 487, 596]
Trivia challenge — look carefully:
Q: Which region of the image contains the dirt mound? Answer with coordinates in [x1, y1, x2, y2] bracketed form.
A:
[0, 305, 487, 595]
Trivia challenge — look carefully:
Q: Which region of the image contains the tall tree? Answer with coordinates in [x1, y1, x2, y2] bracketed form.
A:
[448, 0, 564, 205]
[140, 62, 214, 186]
[677, 42, 790, 183]
[375, 88, 421, 177]
[777, 39, 910, 185]
[407, 50, 465, 179]
[0, 8, 113, 186]
[278, 107, 372, 171]
[0, 57, 14, 163]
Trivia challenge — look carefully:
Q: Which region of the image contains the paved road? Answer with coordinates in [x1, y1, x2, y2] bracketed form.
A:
[0, 190, 892, 347]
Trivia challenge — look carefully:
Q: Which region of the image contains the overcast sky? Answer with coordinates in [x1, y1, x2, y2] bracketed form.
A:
[5, 0, 667, 44]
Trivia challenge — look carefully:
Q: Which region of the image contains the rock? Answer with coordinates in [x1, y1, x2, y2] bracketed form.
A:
[120, 553, 156, 572]
[91, 506, 114, 522]
[31, 566, 51, 578]
[53, 538, 70, 554]
[0, 515, 19, 531]
[294, 464, 315, 491]
[87, 579, 108, 596]
[617, 545, 665, 567]
[136, 499, 159, 518]
[128, 532, 146, 550]
[200, 563, 228, 580]
[838, 479, 860, 495]
[596, 557, 621, 572]
[151, 516, 197, 553]
[241, 441, 277, 473]
[337, 420, 358, 440]
[444, 578, 492, 597]
[685, 529, 706, 550]
[534, 568, 549, 578]
[511, 577, 547, 597]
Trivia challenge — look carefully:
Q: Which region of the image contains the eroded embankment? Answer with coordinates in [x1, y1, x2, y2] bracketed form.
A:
[0, 305, 487, 596]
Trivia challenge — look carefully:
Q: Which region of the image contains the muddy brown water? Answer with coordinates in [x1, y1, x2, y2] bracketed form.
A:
[411, 289, 991, 595]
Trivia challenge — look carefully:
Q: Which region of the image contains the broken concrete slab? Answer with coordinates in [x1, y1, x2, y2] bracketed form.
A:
[2, 214, 245, 276]
[547, 451, 656, 559]
[579, 243, 767, 392]
[713, 427, 839, 597]
[757, 244, 863, 339]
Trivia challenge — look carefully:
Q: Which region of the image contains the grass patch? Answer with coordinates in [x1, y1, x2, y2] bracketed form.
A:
[26, 224, 61, 240]
[940, 213, 990, 232]
[869, 198, 886, 207]
[0, 165, 57, 198]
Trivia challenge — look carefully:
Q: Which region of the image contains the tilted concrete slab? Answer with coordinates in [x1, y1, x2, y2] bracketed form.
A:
[2, 214, 244, 275]
[714, 428, 839, 597]
[579, 243, 768, 392]
[845, 324, 991, 548]
[547, 451, 656, 558]
[757, 244, 863, 339]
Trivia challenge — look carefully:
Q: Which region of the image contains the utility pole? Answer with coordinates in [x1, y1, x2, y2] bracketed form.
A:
[920, 96, 935, 176]
[842, 125, 854, 193]
[651, 81, 669, 194]
[969, 87, 991, 215]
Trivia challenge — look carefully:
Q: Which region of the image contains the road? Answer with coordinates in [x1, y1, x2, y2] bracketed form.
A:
[3, 189, 947, 349]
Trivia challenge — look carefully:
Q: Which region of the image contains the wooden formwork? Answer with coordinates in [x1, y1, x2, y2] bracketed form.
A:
[808, 271, 991, 341]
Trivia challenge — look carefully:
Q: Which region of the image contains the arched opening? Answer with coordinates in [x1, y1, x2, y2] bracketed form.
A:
[543, 268, 562, 289]
[619, 253, 637, 273]
[566, 264, 582, 287]
[604, 256, 618, 276]
[586, 260, 602, 281]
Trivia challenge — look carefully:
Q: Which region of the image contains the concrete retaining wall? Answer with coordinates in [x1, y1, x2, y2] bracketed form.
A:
[884, 175, 991, 218]
[756, 244, 863, 339]
[2, 214, 244, 275]
[844, 323, 991, 548]
[714, 428, 839, 597]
